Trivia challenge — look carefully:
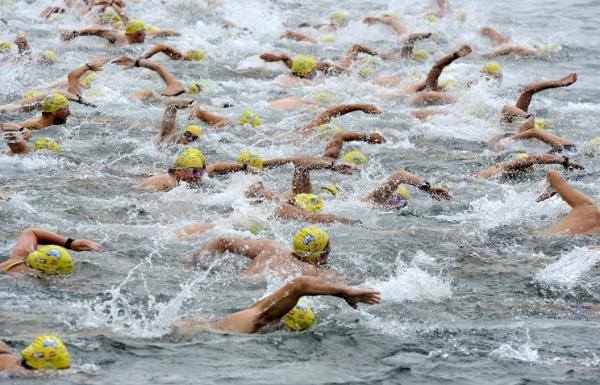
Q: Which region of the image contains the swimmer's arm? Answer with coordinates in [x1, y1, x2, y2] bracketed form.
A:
[501, 105, 531, 123]
[532, 154, 584, 170]
[437, 0, 447, 16]
[400, 32, 433, 58]
[281, 30, 316, 44]
[322, 132, 387, 160]
[546, 170, 595, 208]
[61, 28, 121, 43]
[142, 43, 185, 60]
[67, 58, 109, 97]
[155, 103, 183, 145]
[490, 132, 512, 148]
[480, 26, 509, 46]
[483, 46, 537, 58]
[301, 103, 383, 134]
[11, 228, 101, 259]
[314, 61, 349, 76]
[276, 204, 359, 225]
[187, 102, 229, 127]
[147, 29, 182, 38]
[411, 109, 448, 120]
[178, 223, 216, 238]
[474, 158, 536, 179]
[186, 237, 281, 265]
[337, 44, 378, 68]
[206, 163, 250, 176]
[511, 130, 574, 148]
[263, 157, 358, 175]
[425, 45, 472, 91]
[363, 15, 407, 34]
[367, 170, 452, 202]
[136, 59, 185, 96]
[40, 6, 65, 19]
[14, 32, 31, 55]
[4, 131, 30, 154]
[259, 53, 294, 69]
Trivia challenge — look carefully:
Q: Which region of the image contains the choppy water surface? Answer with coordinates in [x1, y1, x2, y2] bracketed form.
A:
[2, 0, 600, 384]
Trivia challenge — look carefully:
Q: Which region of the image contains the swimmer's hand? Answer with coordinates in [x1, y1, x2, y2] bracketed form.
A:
[331, 162, 359, 175]
[456, 44, 473, 57]
[0, 193, 11, 201]
[360, 104, 383, 114]
[366, 133, 387, 144]
[362, 16, 380, 25]
[70, 239, 102, 252]
[536, 184, 557, 203]
[112, 56, 136, 69]
[428, 186, 452, 200]
[40, 6, 65, 19]
[60, 31, 78, 41]
[88, 57, 112, 71]
[342, 287, 381, 309]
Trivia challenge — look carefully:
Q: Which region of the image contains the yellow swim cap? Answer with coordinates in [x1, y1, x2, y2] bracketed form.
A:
[23, 89, 43, 100]
[187, 81, 206, 94]
[42, 50, 57, 64]
[21, 336, 71, 370]
[322, 34, 336, 43]
[294, 193, 324, 213]
[426, 14, 438, 23]
[314, 92, 335, 104]
[0, 41, 11, 53]
[359, 66, 375, 78]
[534, 118, 549, 130]
[441, 80, 457, 90]
[342, 150, 367, 164]
[292, 226, 329, 262]
[26, 245, 72, 275]
[412, 49, 428, 61]
[175, 148, 206, 169]
[239, 111, 261, 127]
[515, 153, 530, 160]
[320, 183, 340, 197]
[291, 56, 315, 78]
[284, 302, 315, 331]
[391, 185, 410, 207]
[125, 19, 145, 35]
[236, 150, 264, 170]
[102, 7, 122, 28]
[80, 71, 97, 89]
[186, 48, 206, 61]
[182, 124, 202, 138]
[316, 122, 341, 137]
[482, 61, 502, 75]
[41, 93, 69, 113]
[330, 11, 347, 25]
[34, 137, 61, 152]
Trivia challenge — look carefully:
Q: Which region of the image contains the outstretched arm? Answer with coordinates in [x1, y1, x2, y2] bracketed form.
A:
[67, 57, 109, 97]
[142, 43, 186, 60]
[425, 45, 472, 91]
[480, 26, 509, 46]
[147, 29, 181, 38]
[187, 102, 230, 127]
[545, 170, 595, 208]
[363, 15, 407, 34]
[260, 53, 294, 69]
[483, 46, 537, 58]
[300, 103, 382, 134]
[185, 237, 282, 265]
[155, 100, 193, 145]
[61, 28, 121, 43]
[336, 44, 378, 68]
[262, 156, 358, 175]
[366, 170, 451, 204]
[281, 30, 316, 44]
[511, 129, 575, 149]
[3, 126, 30, 154]
[113, 56, 185, 96]
[515, 73, 577, 112]
[475, 154, 583, 179]
[10, 227, 101, 260]
[214, 276, 381, 333]
[501, 105, 531, 123]
[400, 32, 433, 58]
[322, 132, 387, 160]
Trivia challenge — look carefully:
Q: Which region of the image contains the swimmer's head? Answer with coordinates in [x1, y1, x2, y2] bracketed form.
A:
[322, 34, 336, 44]
[236, 150, 264, 170]
[412, 49, 429, 61]
[536, 43, 561, 55]
[320, 183, 340, 197]
[342, 150, 367, 165]
[314, 92, 335, 104]
[23, 89, 43, 100]
[0, 41, 11, 53]
[40, 50, 57, 65]
[481, 61, 502, 75]
[515, 153, 530, 160]
[179, 125, 202, 144]
[291, 56, 315, 78]
[294, 193, 324, 213]
[359, 66, 375, 78]
[125, 19, 146, 42]
[292, 226, 330, 264]
[330, 11, 348, 26]
[34, 137, 61, 152]
[441, 80, 457, 90]
[41, 93, 70, 123]
[26, 245, 72, 275]
[388, 185, 409, 209]
[425, 13, 438, 23]
[283, 302, 315, 331]
[80, 71, 97, 89]
[316, 122, 341, 137]
[21, 336, 71, 370]
[186, 48, 206, 61]
[534, 118, 549, 130]
[187, 81, 206, 94]
[239, 111, 261, 127]
[171, 148, 206, 182]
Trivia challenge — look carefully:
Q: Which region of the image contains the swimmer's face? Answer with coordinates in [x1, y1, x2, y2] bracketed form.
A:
[129, 30, 146, 43]
[177, 131, 199, 145]
[169, 167, 204, 183]
[314, 242, 331, 265]
[53, 106, 70, 124]
[386, 194, 408, 210]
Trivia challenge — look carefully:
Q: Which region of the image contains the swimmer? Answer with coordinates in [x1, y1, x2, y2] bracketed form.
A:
[535, 170, 600, 235]
[186, 226, 341, 279]
[141, 44, 206, 62]
[474, 153, 583, 179]
[378, 33, 434, 61]
[493, 115, 577, 153]
[502, 73, 578, 122]
[7, 32, 58, 65]
[139, 148, 266, 192]
[480, 26, 510, 46]
[300, 103, 383, 135]
[171, 276, 380, 335]
[60, 19, 179, 45]
[280, 30, 317, 44]
[0, 336, 71, 372]
[410, 109, 449, 121]
[363, 14, 407, 35]
[0, 227, 101, 274]
[155, 100, 204, 146]
[0, 93, 71, 131]
[112, 56, 185, 97]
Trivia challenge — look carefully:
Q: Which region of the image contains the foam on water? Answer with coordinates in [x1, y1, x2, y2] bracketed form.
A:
[536, 246, 600, 290]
